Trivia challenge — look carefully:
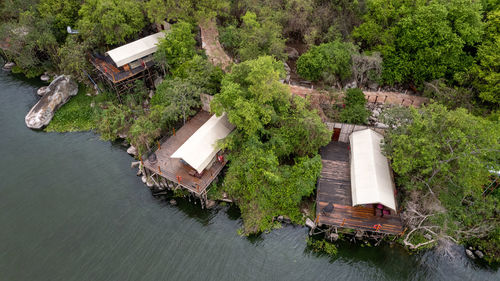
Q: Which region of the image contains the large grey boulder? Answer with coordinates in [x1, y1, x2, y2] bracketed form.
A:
[25, 75, 78, 129]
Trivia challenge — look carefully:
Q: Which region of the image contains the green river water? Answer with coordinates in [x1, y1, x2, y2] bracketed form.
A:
[0, 70, 498, 281]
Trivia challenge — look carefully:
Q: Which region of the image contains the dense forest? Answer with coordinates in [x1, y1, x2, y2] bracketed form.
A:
[1, 0, 498, 262]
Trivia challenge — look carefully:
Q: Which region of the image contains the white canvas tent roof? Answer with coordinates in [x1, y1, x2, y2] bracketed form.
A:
[349, 129, 397, 211]
[171, 113, 235, 174]
[105, 32, 165, 67]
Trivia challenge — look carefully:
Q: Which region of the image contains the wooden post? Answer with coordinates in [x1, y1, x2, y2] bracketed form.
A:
[384, 95, 388, 103]
[140, 156, 144, 166]
[173, 128, 176, 136]
[157, 141, 161, 150]
[374, 95, 378, 103]
[158, 165, 161, 175]
[341, 218, 346, 227]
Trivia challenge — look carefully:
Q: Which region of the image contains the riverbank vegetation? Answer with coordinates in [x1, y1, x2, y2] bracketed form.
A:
[1, 0, 498, 262]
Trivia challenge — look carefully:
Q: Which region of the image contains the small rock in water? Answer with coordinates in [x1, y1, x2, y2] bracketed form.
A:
[146, 178, 154, 188]
[3, 62, 15, 70]
[474, 250, 484, 259]
[141, 175, 147, 184]
[305, 218, 315, 229]
[277, 215, 284, 222]
[40, 74, 50, 82]
[169, 199, 177, 206]
[465, 249, 475, 259]
[127, 145, 137, 156]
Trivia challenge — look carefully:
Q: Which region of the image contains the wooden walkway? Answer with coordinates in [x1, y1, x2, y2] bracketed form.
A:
[316, 142, 403, 235]
[143, 111, 228, 199]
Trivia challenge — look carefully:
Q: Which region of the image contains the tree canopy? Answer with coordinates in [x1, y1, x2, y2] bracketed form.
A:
[211, 56, 330, 233]
[77, 0, 146, 45]
[296, 40, 357, 83]
[381, 104, 499, 260]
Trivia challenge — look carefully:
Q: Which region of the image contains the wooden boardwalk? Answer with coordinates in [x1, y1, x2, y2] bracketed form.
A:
[316, 142, 403, 235]
[143, 111, 228, 199]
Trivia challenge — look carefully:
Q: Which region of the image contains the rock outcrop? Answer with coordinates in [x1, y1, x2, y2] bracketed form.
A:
[25, 75, 78, 129]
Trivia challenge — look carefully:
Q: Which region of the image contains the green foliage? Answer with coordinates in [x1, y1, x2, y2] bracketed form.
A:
[306, 237, 338, 256]
[339, 88, 370, 124]
[77, 0, 145, 45]
[95, 102, 135, 141]
[237, 12, 287, 61]
[218, 24, 240, 58]
[127, 114, 162, 155]
[154, 21, 196, 73]
[153, 77, 202, 124]
[45, 86, 97, 132]
[381, 104, 500, 257]
[354, 0, 484, 85]
[171, 55, 223, 95]
[37, 0, 81, 42]
[296, 41, 357, 82]
[472, 9, 500, 105]
[144, 0, 192, 24]
[0, 11, 58, 77]
[56, 36, 92, 82]
[211, 56, 330, 233]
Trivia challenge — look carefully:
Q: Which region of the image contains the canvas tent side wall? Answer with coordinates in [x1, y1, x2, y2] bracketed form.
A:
[105, 32, 166, 67]
[349, 129, 397, 211]
[171, 113, 235, 174]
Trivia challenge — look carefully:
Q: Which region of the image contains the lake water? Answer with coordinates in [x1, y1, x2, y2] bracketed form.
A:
[0, 70, 498, 281]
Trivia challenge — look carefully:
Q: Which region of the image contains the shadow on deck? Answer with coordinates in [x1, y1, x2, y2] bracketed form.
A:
[143, 111, 227, 198]
[316, 142, 403, 235]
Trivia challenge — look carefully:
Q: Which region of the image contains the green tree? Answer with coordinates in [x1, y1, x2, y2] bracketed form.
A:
[211, 56, 330, 233]
[297, 40, 358, 83]
[37, 0, 82, 42]
[472, 9, 500, 104]
[172, 55, 223, 95]
[381, 104, 499, 257]
[0, 10, 58, 77]
[237, 12, 287, 61]
[154, 21, 196, 75]
[144, 0, 192, 24]
[153, 77, 202, 124]
[339, 88, 370, 124]
[57, 36, 92, 81]
[77, 0, 145, 45]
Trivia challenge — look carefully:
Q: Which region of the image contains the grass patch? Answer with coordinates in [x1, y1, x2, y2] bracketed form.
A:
[45, 86, 97, 132]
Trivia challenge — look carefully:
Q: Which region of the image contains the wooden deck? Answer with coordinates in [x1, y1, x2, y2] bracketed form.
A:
[89, 54, 154, 84]
[143, 111, 228, 197]
[316, 142, 403, 235]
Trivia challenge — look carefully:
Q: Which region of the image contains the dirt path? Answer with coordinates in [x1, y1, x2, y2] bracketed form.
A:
[199, 19, 233, 72]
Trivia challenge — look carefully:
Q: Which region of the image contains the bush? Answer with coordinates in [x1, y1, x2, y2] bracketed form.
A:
[339, 88, 369, 124]
[297, 40, 357, 82]
[306, 237, 338, 256]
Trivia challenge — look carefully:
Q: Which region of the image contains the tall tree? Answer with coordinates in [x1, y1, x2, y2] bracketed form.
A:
[211, 56, 330, 233]
[77, 0, 145, 45]
[154, 21, 196, 75]
[381, 104, 499, 257]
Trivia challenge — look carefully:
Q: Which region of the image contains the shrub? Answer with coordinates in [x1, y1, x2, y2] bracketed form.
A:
[297, 40, 357, 82]
[339, 88, 369, 124]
